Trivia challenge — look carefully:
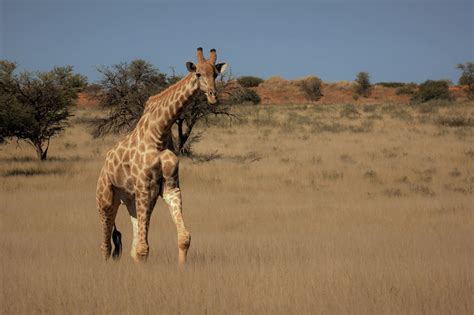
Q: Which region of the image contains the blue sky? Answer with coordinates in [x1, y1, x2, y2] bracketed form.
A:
[1, 0, 473, 83]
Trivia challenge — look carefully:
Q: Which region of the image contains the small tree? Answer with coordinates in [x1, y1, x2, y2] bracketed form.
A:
[457, 62, 474, 98]
[299, 76, 323, 101]
[0, 61, 86, 160]
[355, 72, 372, 97]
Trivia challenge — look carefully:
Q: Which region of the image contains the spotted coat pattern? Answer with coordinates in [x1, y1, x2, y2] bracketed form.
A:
[96, 48, 226, 265]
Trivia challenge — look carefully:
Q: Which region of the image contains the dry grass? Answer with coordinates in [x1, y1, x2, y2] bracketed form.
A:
[1, 102, 473, 314]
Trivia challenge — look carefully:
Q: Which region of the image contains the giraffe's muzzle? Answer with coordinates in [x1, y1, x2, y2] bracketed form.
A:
[207, 89, 217, 105]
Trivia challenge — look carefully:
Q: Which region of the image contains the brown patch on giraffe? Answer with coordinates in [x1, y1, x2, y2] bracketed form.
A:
[138, 129, 145, 140]
[144, 153, 156, 165]
[131, 165, 139, 176]
[134, 153, 142, 165]
[125, 178, 134, 190]
[123, 150, 130, 161]
[114, 166, 126, 184]
[116, 147, 125, 156]
[129, 135, 137, 148]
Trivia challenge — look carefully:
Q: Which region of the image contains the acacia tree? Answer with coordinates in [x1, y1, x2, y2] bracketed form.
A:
[93, 60, 237, 155]
[355, 71, 372, 97]
[0, 61, 86, 160]
[457, 62, 474, 98]
[92, 59, 169, 136]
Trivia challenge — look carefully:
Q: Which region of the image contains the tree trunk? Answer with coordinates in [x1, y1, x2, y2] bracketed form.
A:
[177, 119, 190, 152]
[34, 142, 48, 161]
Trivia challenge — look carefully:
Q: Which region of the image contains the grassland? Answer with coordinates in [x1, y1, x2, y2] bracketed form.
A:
[1, 101, 473, 314]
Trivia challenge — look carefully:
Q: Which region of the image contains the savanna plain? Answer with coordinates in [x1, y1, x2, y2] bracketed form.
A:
[1, 101, 473, 314]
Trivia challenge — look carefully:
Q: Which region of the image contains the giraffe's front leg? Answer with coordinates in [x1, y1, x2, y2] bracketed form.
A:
[161, 150, 191, 266]
[163, 186, 191, 265]
[163, 185, 191, 266]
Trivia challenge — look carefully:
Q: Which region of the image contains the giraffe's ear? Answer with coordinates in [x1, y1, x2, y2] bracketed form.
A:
[186, 62, 196, 73]
[215, 63, 228, 74]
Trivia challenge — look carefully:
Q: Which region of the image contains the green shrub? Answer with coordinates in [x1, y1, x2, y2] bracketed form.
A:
[355, 72, 372, 97]
[411, 80, 452, 103]
[229, 88, 261, 105]
[237, 76, 264, 88]
[299, 76, 323, 101]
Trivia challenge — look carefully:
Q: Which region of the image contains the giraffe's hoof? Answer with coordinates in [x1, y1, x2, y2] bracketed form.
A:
[134, 244, 149, 262]
[133, 254, 148, 263]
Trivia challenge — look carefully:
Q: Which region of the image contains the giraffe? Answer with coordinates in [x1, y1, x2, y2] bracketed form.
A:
[96, 47, 227, 265]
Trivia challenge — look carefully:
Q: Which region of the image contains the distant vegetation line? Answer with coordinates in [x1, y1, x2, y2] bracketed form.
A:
[1, 59, 473, 160]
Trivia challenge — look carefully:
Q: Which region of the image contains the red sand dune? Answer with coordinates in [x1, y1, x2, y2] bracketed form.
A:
[75, 80, 468, 108]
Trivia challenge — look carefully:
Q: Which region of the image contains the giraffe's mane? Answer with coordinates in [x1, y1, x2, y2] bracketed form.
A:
[144, 73, 193, 112]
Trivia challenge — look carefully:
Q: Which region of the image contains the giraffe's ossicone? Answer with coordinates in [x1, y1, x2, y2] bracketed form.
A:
[96, 48, 227, 265]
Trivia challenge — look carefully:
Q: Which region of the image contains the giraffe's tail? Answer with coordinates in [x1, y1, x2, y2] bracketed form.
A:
[111, 224, 122, 261]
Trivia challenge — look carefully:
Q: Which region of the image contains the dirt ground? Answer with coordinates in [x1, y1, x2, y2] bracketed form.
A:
[1, 101, 473, 314]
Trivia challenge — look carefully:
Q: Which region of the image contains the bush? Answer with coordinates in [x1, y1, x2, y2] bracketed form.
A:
[411, 80, 452, 103]
[299, 76, 323, 101]
[237, 76, 264, 88]
[396, 83, 417, 95]
[229, 87, 261, 105]
[355, 72, 372, 97]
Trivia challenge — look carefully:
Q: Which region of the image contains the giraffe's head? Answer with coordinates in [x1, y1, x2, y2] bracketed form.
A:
[186, 47, 227, 105]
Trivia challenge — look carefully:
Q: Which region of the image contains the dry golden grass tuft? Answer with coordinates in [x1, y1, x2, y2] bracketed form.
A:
[1, 101, 473, 314]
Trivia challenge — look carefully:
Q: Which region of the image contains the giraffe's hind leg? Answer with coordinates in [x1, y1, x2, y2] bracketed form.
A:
[122, 195, 139, 260]
[96, 170, 121, 261]
[160, 150, 191, 266]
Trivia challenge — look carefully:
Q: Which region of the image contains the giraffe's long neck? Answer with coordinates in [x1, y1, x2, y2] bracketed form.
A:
[136, 73, 199, 147]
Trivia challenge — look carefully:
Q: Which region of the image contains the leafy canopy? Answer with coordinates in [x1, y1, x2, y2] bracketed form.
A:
[0, 60, 86, 160]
